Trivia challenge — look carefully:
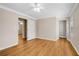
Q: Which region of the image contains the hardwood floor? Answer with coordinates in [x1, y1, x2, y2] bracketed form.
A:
[18, 34, 27, 45]
[0, 38, 78, 56]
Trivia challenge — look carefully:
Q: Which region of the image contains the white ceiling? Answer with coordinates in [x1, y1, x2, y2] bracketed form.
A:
[0, 3, 75, 19]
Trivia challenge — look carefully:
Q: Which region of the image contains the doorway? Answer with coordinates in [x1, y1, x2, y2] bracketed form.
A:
[18, 18, 27, 44]
[59, 20, 67, 39]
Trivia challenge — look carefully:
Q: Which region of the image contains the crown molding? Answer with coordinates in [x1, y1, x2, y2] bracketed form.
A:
[0, 5, 37, 20]
[69, 3, 78, 17]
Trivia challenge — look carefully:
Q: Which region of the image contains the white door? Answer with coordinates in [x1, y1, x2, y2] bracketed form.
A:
[59, 20, 66, 38]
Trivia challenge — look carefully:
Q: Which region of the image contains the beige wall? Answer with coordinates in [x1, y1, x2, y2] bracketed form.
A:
[36, 17, 57, 41]
[0, 8, 36, 50]
[27, 19, 36, 40]
[69, 4, 79, 53]
[0, 9, 18, 50]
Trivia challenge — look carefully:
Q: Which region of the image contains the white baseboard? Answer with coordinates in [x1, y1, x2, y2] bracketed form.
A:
[68, 40, 79, 55]
[0, 42, 18, 50]
[59, 36, 66, 38]
[36, 37, 58, 41]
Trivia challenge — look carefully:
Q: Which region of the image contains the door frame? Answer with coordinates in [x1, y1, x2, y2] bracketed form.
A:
[18, 18, 27, 39]
[59, 20, 67, 38]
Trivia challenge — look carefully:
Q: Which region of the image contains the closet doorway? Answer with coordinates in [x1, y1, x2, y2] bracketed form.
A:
[59, 20, 67, 39]
[18, 18, 27, 44]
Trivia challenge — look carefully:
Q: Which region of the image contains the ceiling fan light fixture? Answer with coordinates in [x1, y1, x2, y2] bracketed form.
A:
[31, 3, 44, 12]
[33, 7, 40, 12]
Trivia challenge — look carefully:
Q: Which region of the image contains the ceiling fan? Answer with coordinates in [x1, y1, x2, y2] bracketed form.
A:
[31, 3, 44, 12]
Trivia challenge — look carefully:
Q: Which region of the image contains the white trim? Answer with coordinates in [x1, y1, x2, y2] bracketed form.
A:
[0, 5, 36, 20]
[68, 39, 79, 55]
[69, 3, 78, 17]
[0, 42, 18, 50]
[36, 37, 58, 41]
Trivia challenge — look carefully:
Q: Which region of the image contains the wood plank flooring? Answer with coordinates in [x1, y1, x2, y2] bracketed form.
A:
[0, 38, 78, 56]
